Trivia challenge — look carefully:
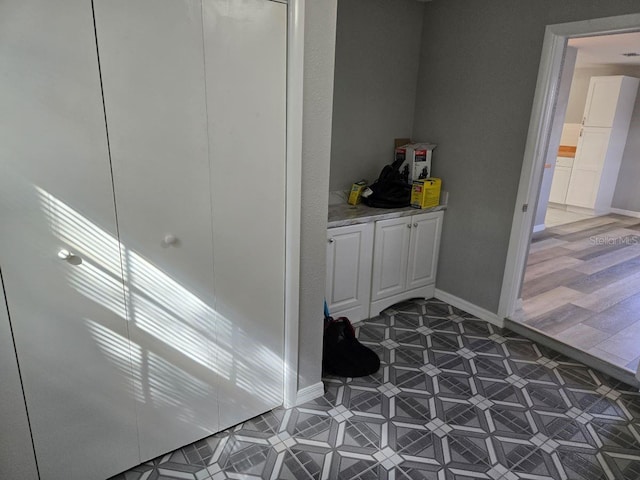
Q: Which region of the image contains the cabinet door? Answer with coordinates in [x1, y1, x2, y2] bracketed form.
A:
[549, 166, 572, 204]
[93, 0, 219, 461]
[371, 218, 412, 301]
[583, 77, 622, 127]
[565, 127, 611, 208]
[407, 212, 442, 290]
[326, 223, 374, 321]
[204, 0, 287, 430]
[0, 1, 140, 479]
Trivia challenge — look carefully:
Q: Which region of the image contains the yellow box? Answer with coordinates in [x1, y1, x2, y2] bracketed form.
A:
[348, 181, 367, 205]
[411, 178, 441, 209]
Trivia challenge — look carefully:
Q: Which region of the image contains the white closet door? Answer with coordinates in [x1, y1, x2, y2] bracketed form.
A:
[0, 1, 139, 479]
[93, 0, 219, 461]
[203, 0, 287, 429]
[0, 271, 39, 479]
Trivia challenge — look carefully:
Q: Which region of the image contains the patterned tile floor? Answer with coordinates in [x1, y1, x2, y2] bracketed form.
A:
[111, 298, 640, 480]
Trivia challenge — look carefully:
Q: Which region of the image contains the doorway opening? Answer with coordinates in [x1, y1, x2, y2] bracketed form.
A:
[499, 14, 640, 383]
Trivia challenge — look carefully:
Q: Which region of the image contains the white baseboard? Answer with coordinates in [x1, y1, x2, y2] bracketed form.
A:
[610, 207, 640, 219]
[565, 205, 610, 216]
[547, 202, 566, 210]
[293, 382, 324, 406]
[434, 288, 504, 328]
[532, 224, 546, 233]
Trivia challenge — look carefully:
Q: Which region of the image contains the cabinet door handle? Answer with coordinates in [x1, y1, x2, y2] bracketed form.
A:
[328, 238, 335, 243]
[413, 223, 418, 228]
[407, 224, 412, 229]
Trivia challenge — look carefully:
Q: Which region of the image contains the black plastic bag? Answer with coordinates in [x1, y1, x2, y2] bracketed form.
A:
[362, 158, 411, 208]
[322, 317, 380, 377]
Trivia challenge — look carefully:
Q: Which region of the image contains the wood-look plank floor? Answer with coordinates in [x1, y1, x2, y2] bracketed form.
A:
[516, 214, 640, 373]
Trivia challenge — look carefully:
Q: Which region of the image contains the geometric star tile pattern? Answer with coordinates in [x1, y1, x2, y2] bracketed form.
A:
[110, 298, 640, 480]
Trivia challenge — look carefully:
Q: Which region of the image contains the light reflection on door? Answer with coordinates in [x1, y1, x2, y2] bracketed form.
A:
[37, 185, 283, 433]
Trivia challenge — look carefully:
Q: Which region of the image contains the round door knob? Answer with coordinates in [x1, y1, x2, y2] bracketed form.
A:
[407, 224, 412, 228]
[57, 249, 82, 266]
[162, 234, 179, 247]
[414, 223, 418, 227]
[328, 238, 335, 243]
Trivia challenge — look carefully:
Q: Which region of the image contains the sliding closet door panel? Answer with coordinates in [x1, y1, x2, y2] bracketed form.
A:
[93, 0, 219, 461]
[0, 270, 38, 480]
[0, 2, 139, 479]
[204, 0, 287, 429]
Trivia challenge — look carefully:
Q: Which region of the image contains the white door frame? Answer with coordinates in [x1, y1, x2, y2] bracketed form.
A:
[498, 13, 640, 322]
[284, 0, 305, 408]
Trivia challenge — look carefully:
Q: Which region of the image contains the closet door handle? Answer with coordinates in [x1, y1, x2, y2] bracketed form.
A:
[328, 238, 335, 243]
[162, 234, 179, 247]
[407, 224, 412, 229]
[57, 249, 83, 266]
[413, 223, 418, 228]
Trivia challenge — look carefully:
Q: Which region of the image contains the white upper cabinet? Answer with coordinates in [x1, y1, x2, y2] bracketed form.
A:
[0, 1, 139, 479]
[583, 76, 625, 127]
[93, 0, 219, 461]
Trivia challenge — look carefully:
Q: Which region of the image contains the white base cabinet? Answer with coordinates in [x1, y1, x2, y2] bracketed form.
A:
[326, 210, 443, 322]
[326, 223, 374, 322]
[565, 126, 613, 212]
[370, 211, 443, 317]
[549, 157, 573, 205]
[370, 217, 412, 302]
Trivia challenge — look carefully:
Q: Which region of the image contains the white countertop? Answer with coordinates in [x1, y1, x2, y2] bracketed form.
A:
[328, 202, 446, 228]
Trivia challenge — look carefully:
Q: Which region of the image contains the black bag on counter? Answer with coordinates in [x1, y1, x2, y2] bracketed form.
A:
[362, 158, 411, 208]
[322, 317, 380, 378]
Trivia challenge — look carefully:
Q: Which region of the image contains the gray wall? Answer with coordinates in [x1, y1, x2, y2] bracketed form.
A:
[614, 83, 640, 212]
[564, 65, 640, 213]
[329, 0, 424, 192]
[413, 0, 640, 313]
[298, 0, 338, 391]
